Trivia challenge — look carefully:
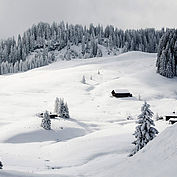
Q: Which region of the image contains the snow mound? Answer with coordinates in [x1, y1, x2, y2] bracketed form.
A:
[118, 51, 156, 59]
[100, 123, 177, 177]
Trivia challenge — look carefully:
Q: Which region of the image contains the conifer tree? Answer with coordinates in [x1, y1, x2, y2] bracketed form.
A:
[81, 75, 86, 84]
[0, 21, 165, 75]
[58, 98, 65, 117]
[0, 161, 3, 169]
[54, 97, 60, 114]
[63, 102, 70, 119]
[41, 110, 51, 130]
[129, 101, 158, 156]
[58, 99, 70, 119]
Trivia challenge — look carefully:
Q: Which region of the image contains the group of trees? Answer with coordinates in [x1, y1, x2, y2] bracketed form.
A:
[41, 100, 158, 157]
[156, 29, 177, 78]
[0, 50, 55, 75]
[54, 97, 70, 119]
[41, 97, 70, 130]
[0, 21, 165, 75]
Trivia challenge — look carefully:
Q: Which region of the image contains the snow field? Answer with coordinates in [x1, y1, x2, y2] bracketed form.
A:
[0, 51, 176, 177]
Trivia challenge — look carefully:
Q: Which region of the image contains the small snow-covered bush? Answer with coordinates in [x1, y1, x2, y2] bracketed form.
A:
[41, 110, 51, 130]
[155, 113, 160, 121]
[155, 113, 163, 121]
[138, 94, 141, 101]
[81, 75, 86, 84]
[54, 97, 60, 114]
[127, 115, 133, 120]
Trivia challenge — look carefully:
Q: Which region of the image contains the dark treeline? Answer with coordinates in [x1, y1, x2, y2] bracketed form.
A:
[0, 21, 165, 75]
[156, 29, 177, 78]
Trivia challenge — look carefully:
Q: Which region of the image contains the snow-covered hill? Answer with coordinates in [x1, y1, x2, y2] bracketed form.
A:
[0, 51, 177, 177]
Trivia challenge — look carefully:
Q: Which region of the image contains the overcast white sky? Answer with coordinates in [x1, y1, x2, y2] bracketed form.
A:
[0, 0, 177, 39]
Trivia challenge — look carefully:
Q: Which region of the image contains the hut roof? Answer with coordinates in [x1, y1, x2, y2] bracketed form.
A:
[113, 89, 130, 93]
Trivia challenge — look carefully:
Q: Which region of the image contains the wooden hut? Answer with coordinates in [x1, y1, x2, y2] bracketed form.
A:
[165, 115, 177, 121]
[111, 89, 132, 98]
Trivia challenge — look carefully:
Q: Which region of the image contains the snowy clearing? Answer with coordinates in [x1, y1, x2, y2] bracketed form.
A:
[0, 51, 176, 177]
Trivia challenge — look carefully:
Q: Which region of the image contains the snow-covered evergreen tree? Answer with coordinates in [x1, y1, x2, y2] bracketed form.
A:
[57, 99, 70, 119]
[166, 59, 174, 78]
[129, 101, 158, 156]
[58, 98, 65, 117]
[156, 29, 177, 78]
[63, 102, 70, 119]
[138, 94, 141, 101]
[41, 110, 51, 130]
[54, 97, 60, 114]
[0, 161, 3, 169]
[81, 75, 86, 84]
[96, 48, 103, 57]
[0, 21, 165, 75]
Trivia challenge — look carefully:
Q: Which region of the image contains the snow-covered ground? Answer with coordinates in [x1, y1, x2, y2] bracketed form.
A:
[0, 51, 177, 177]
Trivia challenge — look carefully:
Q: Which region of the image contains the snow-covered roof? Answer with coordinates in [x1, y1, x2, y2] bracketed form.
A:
[113, 89, 130, 93]
[166, 115, 177, 117]
[169, 118, 177, 121]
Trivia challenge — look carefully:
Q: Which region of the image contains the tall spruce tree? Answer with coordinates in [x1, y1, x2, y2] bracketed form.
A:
[41, 110, 51, 130]
[58, 99, 70, 119]
[58, 98, 65, 117]
[63, 102, 70, 119]
[54, 97, 60, 114]
[129, 101, 158, 156]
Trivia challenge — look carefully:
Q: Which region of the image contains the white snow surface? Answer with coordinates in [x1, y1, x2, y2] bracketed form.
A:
[0, 51, 177, 177]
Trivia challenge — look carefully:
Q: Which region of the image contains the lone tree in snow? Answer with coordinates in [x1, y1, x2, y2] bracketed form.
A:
[81, 75, 86, 84]
[98, 70, 100, 75]
[41, 110, 51, 130]
[0, 161, 3, 169]
[129, 101, 158, 156]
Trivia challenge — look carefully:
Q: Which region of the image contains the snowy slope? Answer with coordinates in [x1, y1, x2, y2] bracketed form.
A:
[99, 123, 177, 177]
[0, 51, 176, 177]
